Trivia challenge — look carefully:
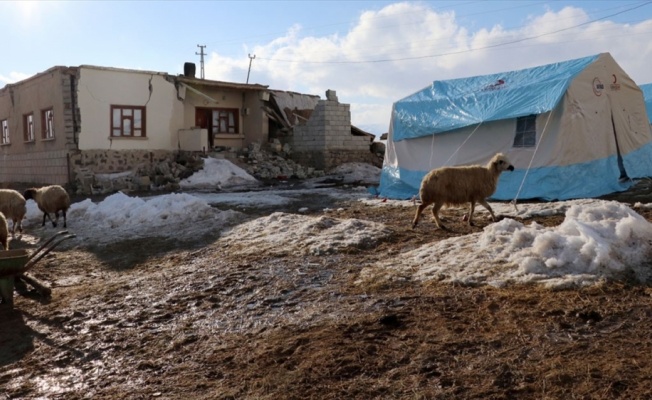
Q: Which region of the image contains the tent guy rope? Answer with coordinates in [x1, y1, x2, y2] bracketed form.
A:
[430, 122, 484, 169]
[511, 110, 555, 212]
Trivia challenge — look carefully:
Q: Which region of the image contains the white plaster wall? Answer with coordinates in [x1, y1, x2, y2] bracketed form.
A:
[77, 67, 184, 151]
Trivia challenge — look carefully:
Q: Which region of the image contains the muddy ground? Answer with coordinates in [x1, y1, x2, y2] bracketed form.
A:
[2, 187, 652, 400]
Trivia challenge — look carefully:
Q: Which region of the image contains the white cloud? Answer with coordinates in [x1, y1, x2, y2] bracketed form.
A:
[202, 3, 652, 136]
[0, 72, 32, 85]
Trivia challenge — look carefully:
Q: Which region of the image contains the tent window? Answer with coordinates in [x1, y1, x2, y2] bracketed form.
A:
[513, 115, 536, 147]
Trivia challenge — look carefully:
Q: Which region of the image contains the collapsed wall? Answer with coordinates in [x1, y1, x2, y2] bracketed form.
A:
[290, 90, 378, 170]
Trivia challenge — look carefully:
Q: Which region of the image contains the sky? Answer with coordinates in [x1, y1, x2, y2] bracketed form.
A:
[2, 1, 652, 136]
[17, 157, 652, 290]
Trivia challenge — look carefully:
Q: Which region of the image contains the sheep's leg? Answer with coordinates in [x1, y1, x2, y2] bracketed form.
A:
[432, 202, 448, 230]
[467, 202, 476, 226]
[62, 210, 67, 228]
[54, 211, 60, 228]
[412, 201, 429, 229]
[479, 199, 497, 222]
[42, 212, 56, 228]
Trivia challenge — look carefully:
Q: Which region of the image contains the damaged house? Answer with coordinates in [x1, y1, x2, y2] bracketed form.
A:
[263, 89, 381, 170]
[0, 63, 380, 195]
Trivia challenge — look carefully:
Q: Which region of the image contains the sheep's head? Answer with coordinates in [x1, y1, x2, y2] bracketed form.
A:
[490, 153, 515, 173]
[23, 188, 37, 200]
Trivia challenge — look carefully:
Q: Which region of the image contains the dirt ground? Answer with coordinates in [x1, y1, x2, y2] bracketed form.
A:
[2, 188, 652, 400]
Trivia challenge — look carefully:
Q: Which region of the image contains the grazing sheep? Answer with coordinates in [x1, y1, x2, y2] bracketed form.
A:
[412, 153, 515, 230]
[0, 212, 8, 250]
[24, 185, 71, 228]
[0, 189, 26, 235]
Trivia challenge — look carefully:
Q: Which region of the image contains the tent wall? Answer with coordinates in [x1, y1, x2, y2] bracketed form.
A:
[640, 83, 652, 123]
[380, 109, 563, 199]
[559, 54, 650, 162]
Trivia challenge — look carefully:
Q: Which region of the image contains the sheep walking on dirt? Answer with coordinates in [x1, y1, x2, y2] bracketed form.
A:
[0, 189, 27, 235]
[24, 185, 71, 228]
[412, 153, 515, 230]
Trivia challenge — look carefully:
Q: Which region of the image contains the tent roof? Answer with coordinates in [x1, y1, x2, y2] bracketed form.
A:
[392, 53, 601, 141]
[640, 83, 652, 123]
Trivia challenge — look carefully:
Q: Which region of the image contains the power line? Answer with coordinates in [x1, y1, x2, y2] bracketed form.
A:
[340, 5, 650, 59]
[201, 1, 484, 48]
[253, 1, 652, 65]
[199, 0, 631, 52]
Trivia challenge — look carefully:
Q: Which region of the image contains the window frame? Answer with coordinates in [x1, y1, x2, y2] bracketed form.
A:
[210, 108, 239, 135]
[41, 108, 55, 140]
[23, 113, 34, 143]
[513, 114, 537, 148]
[1, 119, 9, 145]
[110, 105, 146, 138]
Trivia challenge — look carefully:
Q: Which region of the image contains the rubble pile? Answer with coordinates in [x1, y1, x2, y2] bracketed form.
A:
[235, 142, 326, 181]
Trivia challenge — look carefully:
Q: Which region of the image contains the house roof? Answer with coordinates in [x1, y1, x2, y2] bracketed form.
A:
[391, 53, 601, 141]
[174, 75, 268, 91]
[0, 65, 78, 93]
[80, 65, 269, 90]
[640, 83, 652, 123]
[1, 64, 269, 94]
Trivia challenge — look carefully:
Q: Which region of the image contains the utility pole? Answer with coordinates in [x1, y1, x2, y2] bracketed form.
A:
[196, 44, 206, 79]
[246, 54, 256, 84]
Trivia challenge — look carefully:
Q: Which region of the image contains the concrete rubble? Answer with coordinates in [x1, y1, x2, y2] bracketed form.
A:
[236, 141, 326, 181]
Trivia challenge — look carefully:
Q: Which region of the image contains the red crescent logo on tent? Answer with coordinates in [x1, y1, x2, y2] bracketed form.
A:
[612, 74, 617, 84]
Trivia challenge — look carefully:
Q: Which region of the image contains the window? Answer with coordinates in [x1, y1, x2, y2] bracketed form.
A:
[513, 115, 536, 148]
[111, 105, 146, 137]
[42, 108, 54, 139]
[23, 113, 34, 142]
[211, 108, 238, 134]
[1, 119, 9, 145]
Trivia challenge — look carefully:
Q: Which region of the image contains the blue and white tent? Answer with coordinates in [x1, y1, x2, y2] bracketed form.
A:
[640, 82, 652, 123]
[379, 53, 652, 201]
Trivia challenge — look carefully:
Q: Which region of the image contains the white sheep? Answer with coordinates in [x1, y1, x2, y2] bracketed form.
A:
[412, 153, 515, 230]
[24, 185, 71, 228]
[0, 189, 26, 235]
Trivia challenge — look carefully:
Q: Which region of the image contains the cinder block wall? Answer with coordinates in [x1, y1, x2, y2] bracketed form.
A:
[292, 90, 372, 170]
[0, 150, 69, 186]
